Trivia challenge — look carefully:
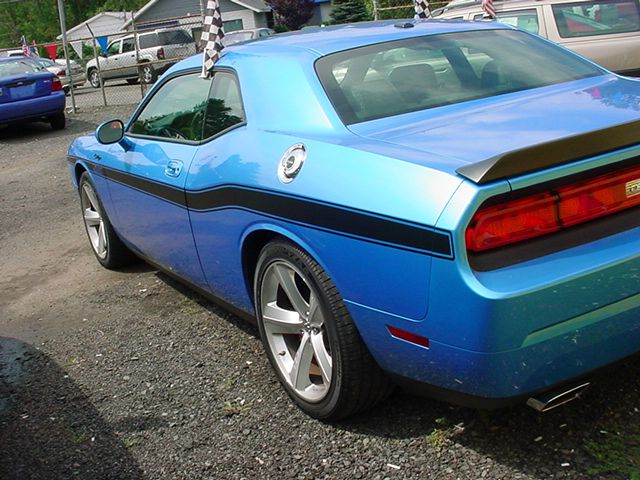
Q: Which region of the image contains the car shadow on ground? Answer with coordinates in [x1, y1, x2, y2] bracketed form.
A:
[0, 336, 144, 480]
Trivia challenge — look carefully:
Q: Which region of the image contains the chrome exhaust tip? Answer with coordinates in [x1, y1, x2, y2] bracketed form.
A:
[526, 382, 591, 412]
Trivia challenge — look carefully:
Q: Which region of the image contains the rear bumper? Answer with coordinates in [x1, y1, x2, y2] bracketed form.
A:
[0, 92, 65, 124]
[350, 289, 640, 403]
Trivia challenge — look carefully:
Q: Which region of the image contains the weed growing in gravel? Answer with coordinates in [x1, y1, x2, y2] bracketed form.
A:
[585, 429, 640, 479]
[123, 437, 139, 449]
[223, 401, 251, 416]
[65, 357, 80, 366]
[426, 428, 449, 448]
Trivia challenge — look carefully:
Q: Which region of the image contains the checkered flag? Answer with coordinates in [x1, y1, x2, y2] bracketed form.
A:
[414, 0, 431, 19]
[201, 0, 225, 77]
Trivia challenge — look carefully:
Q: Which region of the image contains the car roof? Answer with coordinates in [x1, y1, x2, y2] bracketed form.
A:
[239, 19, 509, 56]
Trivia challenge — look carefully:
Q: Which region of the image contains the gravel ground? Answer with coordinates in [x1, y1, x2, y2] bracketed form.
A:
[1, 108, 639, 480]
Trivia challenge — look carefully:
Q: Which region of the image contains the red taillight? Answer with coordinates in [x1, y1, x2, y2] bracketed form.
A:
[57, 70, 66, 77]
[467, 164, 640, 252]
[157, 47, 165, 60]
[51, 76, 63, 92]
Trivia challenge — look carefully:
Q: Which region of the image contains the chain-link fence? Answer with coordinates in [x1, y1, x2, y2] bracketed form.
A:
[0, 13, 204, 112]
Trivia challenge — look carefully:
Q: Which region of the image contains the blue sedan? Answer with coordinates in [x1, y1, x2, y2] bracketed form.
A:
[67, 20, 640, 419]
[0, 57, 66, 129]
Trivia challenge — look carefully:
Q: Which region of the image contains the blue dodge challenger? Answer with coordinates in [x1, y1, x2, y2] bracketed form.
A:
[67, 20, 640, 419]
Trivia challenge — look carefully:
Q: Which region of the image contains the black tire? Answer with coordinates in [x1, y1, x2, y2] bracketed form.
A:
[126, 78, 139, 85]
[254, 240, 393, 420]
[139, 64, 157, 84]
[78, 172, 137, 269]
[49, 112, 66, 130]
[88, 69, 101, 89]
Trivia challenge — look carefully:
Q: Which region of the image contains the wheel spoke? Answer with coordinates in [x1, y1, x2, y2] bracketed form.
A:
[308, 293, 324, 327]
[274, 264, 309, 317]
[85, 186, 100, 211]
[84, 209, 101, 226]
[290, 332, 314, 391]
[97, 223, 106, 254]
[311, 332, 332, 385]
[262, 302, 303, 335]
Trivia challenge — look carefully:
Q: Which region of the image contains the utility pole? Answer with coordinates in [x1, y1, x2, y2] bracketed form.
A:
[56, 0, 77, 113]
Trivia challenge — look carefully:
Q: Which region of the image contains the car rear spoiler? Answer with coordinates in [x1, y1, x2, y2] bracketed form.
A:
[456, 119, 640, 184]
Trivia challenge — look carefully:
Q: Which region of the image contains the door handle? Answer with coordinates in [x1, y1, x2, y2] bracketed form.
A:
[164, 160, 183, 177]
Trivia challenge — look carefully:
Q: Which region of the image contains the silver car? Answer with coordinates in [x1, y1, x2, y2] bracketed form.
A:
[434, 0, 640, 76]
[86, 28, 196, 88]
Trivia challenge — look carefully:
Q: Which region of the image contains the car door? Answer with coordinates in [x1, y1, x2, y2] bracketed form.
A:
[102, 40, 122, 79]
[100, 71, 212, 288]
[119, 37, 138, 77]
[183, 70, 249, 301]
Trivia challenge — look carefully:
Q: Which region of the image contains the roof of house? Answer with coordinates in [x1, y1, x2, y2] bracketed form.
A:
[121, 0, 271, 29]
[62, 11, 132, 36]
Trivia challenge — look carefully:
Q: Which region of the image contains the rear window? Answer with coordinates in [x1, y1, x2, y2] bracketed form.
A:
[552, 0, 640, 38]
[157, 30, 193, 45]
[0, 59, 40, 77]
[316, 29, 603, 124]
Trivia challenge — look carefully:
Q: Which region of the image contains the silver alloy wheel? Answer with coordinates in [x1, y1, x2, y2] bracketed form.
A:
[260, 260, 333, 403]
[90, 70, 100, 88]
[80, 184, 107, 259]
[141, 65, 153, 84]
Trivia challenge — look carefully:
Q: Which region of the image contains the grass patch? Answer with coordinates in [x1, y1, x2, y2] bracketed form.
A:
[585, 429, 640, 479]
[426, 428, 449, 448]
[223, 400, 251, 417]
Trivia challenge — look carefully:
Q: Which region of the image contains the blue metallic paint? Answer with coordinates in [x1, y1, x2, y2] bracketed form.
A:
[68, 20, 640, 404]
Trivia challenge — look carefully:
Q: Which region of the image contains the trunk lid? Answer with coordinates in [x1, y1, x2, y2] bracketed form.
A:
[348, 75, 640, 181]
[0, 71, 55, 104]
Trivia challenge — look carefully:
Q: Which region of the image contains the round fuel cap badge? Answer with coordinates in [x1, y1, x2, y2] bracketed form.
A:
[278, 144, 306, 183]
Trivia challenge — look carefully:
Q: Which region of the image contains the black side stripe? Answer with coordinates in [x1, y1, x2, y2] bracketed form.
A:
[70, 157, 453, 258]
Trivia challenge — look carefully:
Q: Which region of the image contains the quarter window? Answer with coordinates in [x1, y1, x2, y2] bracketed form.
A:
[129, 73, 211, 141]
[203, 72, 245, 138]
[552, 0, 640, 37]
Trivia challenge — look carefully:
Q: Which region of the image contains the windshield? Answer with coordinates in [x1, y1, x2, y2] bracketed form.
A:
[315, 29, 604, 124]
[0, 59, 40, 77]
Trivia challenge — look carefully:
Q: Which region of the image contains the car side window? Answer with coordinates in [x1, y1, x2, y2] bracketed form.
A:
[552, 0, 640, 38]
[107, 41, 121, 56]
[122, 38, 136, 53]
[474, 9, 540, 33]
[129, 73, 212, 141]
[202, 72, 246, 139]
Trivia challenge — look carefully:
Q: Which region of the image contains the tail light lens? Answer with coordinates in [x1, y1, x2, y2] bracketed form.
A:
[51, 76, 63, 92]
[466, 164, 640, 252]
[58, 70, 66, 77]
[157, 47, 165, 60]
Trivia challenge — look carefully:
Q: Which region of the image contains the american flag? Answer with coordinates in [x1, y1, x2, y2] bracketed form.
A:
[200, 0, 225, 77]
[482, 0, 496, 18]
[21, 36, 32, 57]
[414, 0, 431, 19]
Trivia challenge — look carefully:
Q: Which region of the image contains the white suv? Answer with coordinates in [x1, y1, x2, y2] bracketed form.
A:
[86, 28, 196, 88]
[434, 0, 640, 76]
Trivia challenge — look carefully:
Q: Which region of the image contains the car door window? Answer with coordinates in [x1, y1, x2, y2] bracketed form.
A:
[474, 9, 540, 33]
[129, 73, 212, 141]
[552, 0, 640, 37]
[107, 41, 121, 56]
[122, 38, 136, 53]
[203, 71, 246, 139]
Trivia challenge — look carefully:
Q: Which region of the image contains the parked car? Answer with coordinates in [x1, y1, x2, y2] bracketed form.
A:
[434, 0, 640, 76]
[222, 28, 275, 46]
[0, 57, 65, 129]
[31, 57, 86, 93]
[86, 28, 196, 88]
[68, 20, 640, 420]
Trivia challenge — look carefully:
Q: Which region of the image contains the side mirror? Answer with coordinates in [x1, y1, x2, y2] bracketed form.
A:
[96, 119, 124, 144]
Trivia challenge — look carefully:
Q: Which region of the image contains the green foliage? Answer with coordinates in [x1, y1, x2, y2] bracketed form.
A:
[331, 0, 370, 24]
[0, 0, 146, 49]
[362, 0, 448, 20]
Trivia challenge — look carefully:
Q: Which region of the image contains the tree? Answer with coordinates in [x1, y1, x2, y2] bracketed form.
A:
[331, 0, 370, 24]
[266, 0, 315, 31]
